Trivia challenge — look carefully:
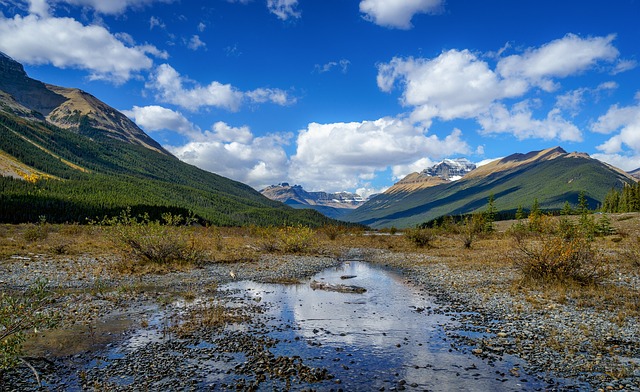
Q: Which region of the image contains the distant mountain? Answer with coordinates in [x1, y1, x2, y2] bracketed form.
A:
[386, 158, 476, 194]
[630, 168, 640, 180]
[260, 183, 365, 219]
[343, 147, 637, 229]
[0, 52, 336, 227]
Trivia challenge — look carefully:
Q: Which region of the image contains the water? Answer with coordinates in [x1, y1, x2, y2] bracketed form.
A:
[222, 261, 549, 391]
[18, 261, 559, 391]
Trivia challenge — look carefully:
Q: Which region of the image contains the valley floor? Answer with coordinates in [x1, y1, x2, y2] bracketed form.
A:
[1, 217, 639, 390]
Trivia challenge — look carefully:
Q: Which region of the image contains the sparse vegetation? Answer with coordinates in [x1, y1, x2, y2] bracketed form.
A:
[511, 216, 610, 285]
[100, 209, 207, 268]
[404, 227, 435, 248]
[1, 279, 59, 378]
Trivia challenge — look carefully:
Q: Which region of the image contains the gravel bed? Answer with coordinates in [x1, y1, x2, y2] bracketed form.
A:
[2, 249, 639, 391]
[361, 248, 640, 391]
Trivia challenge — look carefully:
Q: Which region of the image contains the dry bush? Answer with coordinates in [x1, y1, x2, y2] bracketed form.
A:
[321, 224, 346, 241]
[253, 225, 317, 254]
[102, 210, 207, 269]
[404, 228, 435, 248]
[512, 218, 611, 285]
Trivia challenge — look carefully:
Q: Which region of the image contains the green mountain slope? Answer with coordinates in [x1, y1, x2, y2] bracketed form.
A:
[344, 147, 636, 229]
[0, 55, 335, 226]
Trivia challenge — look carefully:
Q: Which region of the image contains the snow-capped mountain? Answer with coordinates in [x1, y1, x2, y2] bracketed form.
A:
[260, 183, 366, 218]
[422, 158, 477, 181]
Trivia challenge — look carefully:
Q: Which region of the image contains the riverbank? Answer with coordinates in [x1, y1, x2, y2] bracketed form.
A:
[1, 219, 639, 390]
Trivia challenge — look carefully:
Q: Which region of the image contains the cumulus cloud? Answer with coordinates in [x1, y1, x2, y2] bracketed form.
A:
[378, 50, 527, 123]
[288, 117, 470, 191]
[359, 0, 443, 29]
[592, 103, 640, 155]
[147, 63, 295, 111]
[591, 153, 640, 172]
[378, 34, 622, 143]
[51, 0, 172, 15]
[123, 105, 202, 140]
[267, 0, 300, 21]
[497, 34, 619, 91]
[168, 125, 291, 190]
[0, 13, 164, 83]
[478, 101, 583, 142]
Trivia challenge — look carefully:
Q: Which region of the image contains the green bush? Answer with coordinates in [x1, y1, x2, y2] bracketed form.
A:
[278, 225, 316, 253]
[1, 279, 59, 376]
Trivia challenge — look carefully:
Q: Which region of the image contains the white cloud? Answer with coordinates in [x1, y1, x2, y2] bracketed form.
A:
[51, 0, 172, 15]
[147, 63, 295, 111]
[612, 59, 638, 75]
[209, 121, 253, 144]
[168, 125, 291, 190]
[123, 105, 201, 140]
[592, 153, 640, 172]
[390, 157, 435, 180]
[267, 0, 300, 21]
[378, 34, 621, 143]
[593, 103, 640, 155]
[497, 34, 619, 91]
[378, 50, 527, 123]
[555, 82, 617, 116]
[591, 104, 640, 134]
[315, 59, 350, 74]
[0, 13, 163, 83]
[289, 117, 470, 191]
[359, 0, 443, 29]
[149, 15, 165, 30]
[187, 34, 206, 51]
[478, 102, 583, 142]
[356, 185, 389, 200]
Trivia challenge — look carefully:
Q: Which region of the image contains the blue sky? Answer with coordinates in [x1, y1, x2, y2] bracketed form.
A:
[1, 0, 639, 197]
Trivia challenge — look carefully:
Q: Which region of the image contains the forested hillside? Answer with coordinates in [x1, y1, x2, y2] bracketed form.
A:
[0, 110, 335, 226]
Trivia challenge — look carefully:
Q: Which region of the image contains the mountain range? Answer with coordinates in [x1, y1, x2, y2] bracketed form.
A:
[343, 147, 638, 228]
[0, 52, 335, 227]
[1, 52, 638, 229]
[260, 183, 366, 219]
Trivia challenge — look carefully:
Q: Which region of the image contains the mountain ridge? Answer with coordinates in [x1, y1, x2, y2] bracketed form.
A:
[260, 183, 365, 219]
[343, 147, 637, 228]
[0, 52, 169, 155]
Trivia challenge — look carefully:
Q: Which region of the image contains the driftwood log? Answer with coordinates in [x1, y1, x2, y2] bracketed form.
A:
[310, 280, 366, 293]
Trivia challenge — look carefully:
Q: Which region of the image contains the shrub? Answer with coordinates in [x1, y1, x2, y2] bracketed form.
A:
[278, 225, 316, 253]
[322, 224, 345, 241]
[23, 216, 49, 242]
[512, 219, 610, 285]
[404, 228, 435, 248]
[254, 225, 317, 254]
[103, 209, 206, 266]
[1, 279, 59, 377]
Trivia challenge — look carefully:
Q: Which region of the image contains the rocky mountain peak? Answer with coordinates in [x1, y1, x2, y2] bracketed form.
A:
[422, 158, 476, 181]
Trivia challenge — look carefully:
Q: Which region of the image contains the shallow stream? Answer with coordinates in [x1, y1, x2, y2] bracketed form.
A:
[13, 258, 564, 391]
